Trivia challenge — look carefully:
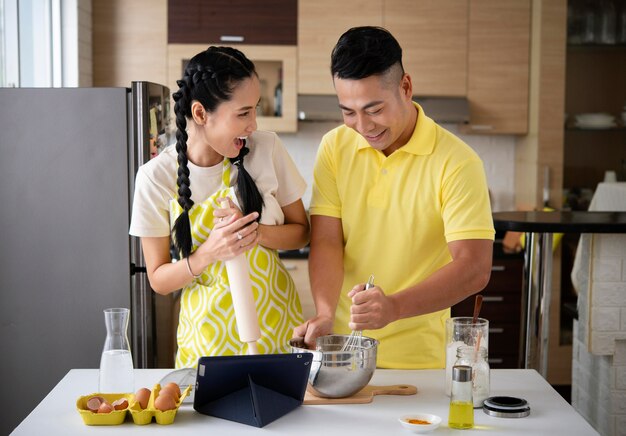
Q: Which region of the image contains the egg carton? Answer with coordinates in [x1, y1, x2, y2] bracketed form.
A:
[130, 383, 190, 425]
[76, 383, 190, 425]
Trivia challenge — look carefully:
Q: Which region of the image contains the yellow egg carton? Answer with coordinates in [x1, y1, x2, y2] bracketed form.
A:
[129, 383, 191, 425]
[76, 384, 190, 426]
[76, 393, 134, 425]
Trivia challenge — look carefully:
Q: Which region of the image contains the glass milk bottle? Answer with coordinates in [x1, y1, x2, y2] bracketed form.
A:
[448, 365, 474, 429]
[99, 308, 134, 393]
[455, 345, 490, 407]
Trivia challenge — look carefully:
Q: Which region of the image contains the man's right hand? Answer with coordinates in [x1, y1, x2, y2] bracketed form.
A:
[293, 315, 334, 349]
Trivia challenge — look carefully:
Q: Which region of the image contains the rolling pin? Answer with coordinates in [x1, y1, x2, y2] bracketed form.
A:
[221, 199, 261, 355]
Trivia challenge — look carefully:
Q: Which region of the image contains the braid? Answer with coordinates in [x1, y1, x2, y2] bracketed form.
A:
[230, 144, 264, 220]
[171, 46, 261, 256]
[172, 76, 194, 258]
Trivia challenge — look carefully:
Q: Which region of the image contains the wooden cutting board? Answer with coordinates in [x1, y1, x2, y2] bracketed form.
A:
[303, 384, 417, 405]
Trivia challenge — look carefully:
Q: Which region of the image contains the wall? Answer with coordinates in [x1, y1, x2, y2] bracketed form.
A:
[92, 0, 167, 87]
[281, 121, 516, 211]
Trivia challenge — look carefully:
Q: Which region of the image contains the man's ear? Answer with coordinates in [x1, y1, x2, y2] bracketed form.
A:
[400, 73, 413, 100]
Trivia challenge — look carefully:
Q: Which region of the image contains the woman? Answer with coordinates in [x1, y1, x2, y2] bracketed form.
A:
[129, 46, 309, 368]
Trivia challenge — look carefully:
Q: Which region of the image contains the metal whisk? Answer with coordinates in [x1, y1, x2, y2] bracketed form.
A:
[341, 274, 375, 352]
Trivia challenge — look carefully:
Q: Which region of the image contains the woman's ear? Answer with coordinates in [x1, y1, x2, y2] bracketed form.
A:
[190, 101, 206, 125]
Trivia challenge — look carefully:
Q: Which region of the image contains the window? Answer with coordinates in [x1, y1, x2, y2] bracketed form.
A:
[1, 0, 77, 87]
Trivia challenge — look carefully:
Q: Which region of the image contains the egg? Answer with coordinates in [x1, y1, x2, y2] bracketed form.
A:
[164, 382, 181, 397]
[159, 386, 180, 402]
[154, 393, 177, 411]
[135, 388, 151, 409]
[97, 401, 114, 414]
[86, 396, 104, 412]
[112, 398, 129, 410]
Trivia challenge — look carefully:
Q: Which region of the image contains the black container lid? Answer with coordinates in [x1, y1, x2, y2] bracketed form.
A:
[482, 396, 530, 418]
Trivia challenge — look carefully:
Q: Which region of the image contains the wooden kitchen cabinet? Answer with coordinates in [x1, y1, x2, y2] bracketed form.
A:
[168, 0, 297, 45]
[563, 45, 626, 190]
[299, 0, 467, 97]
[451, 256, 524, 368]
[298, 0, 383, 95]
[168, 44, 298, 132]
[384, 0, 468, 97]
[466, 0, 531, 134]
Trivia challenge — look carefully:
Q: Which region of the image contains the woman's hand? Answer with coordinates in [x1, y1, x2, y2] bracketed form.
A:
[193, 198, 259, 266]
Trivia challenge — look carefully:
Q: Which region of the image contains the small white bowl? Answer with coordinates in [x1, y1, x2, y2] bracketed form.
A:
[398, 414, 442, 433]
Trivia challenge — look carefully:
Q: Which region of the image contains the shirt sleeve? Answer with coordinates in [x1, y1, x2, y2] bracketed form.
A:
[128, 166, 172, 237]
[441, 158, 495, 242]
[309, 134, 342, 218]
[271, 134, 307, 207]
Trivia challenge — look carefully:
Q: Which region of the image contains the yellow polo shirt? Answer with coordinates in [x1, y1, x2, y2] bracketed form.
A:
[310, 103, 495, 369]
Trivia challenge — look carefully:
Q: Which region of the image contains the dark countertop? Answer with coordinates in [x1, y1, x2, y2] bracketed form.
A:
[278, 246, 310, 259]
[493, 211, 626, 234]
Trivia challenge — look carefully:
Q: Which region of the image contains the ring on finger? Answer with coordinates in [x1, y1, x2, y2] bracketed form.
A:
[237, 231, 243, 240]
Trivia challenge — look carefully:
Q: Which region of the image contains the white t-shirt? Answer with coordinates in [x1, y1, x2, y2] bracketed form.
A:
[129, 130, 306, 237]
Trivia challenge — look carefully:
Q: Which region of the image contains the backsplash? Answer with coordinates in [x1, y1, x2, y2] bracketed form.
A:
[280, 121, 516, 212]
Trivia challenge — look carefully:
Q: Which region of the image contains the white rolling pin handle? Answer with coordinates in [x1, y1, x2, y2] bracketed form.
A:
[247, 342, 259, 355]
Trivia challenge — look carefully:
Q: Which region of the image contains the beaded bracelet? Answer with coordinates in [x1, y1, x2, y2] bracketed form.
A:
[185, 257, 201, 279]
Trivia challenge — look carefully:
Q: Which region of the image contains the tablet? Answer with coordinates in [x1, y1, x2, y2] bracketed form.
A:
[193, 353, 313, 427]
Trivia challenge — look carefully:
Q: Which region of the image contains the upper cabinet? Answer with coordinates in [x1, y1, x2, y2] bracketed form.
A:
[167, 0, 297, 45]
[384, 0, 468, 97]
[167, 0, 298, 132]
[466, 0, 531, 134]
[298, 0, 383, 95]
[298, 0, 466, 96]
[168, 44, 298, 132]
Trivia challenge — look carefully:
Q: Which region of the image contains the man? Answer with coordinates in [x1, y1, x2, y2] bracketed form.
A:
[294, 27, 494, 369]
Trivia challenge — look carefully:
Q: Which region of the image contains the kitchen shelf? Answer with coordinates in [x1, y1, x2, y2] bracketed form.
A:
[564, 126, 626, 131]
[567, 43, 626, 52]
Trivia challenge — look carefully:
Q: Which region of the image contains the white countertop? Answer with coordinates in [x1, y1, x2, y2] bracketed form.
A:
[12, 369, 598, 435]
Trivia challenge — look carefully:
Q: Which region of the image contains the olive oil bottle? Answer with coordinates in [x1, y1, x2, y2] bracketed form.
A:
[448, 365, 474, 429]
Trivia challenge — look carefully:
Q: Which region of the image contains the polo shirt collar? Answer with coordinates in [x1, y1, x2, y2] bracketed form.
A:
[400, 102, 436, 156]
[356, 102, 436, 156]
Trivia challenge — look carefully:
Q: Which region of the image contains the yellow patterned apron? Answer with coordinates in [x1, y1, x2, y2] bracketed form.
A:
[170, 159, 304, 368]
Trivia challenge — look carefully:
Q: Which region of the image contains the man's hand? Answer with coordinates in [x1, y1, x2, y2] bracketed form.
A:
[293, 315, 334, 349]
[346, 283, 399, 330]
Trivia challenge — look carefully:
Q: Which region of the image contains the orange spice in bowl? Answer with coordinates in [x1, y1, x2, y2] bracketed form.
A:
[406, 418, 431, 425]
[398, 414, 441, 433]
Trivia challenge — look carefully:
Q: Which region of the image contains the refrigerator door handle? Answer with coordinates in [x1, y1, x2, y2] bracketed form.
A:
[130, 262, 147, 275]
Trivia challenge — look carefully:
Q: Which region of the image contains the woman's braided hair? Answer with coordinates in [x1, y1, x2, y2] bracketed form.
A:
[171, 46, 264, 258]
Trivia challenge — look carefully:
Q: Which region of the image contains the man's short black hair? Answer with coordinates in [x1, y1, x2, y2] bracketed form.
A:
[331, 26, 404, 80]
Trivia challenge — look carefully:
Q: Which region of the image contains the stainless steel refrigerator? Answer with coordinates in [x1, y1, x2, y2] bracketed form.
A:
[0, 83, 177, 434]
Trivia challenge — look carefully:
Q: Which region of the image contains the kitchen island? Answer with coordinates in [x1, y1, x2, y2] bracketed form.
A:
[12, 368, 597, 435]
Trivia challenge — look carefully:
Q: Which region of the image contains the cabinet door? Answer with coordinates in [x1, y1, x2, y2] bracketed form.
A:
[168, 0, 297, 45]
[298, 0, 383, 95]
[384, 0, 468, 97]
[467, 0, 531, 134]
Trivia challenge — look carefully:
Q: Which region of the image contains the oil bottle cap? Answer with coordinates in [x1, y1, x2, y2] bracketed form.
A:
[452, 365, 472, 382]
